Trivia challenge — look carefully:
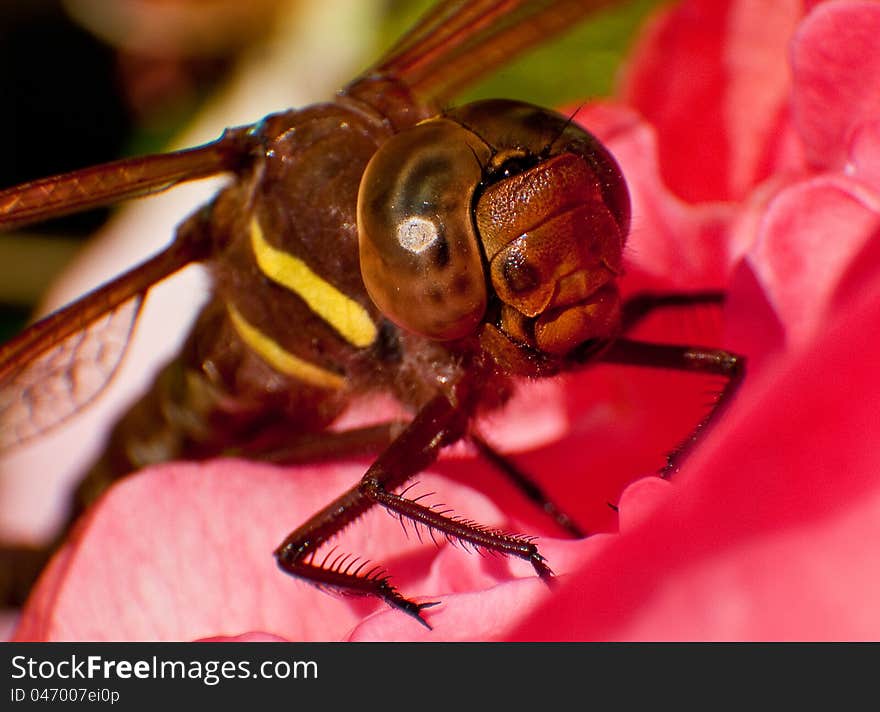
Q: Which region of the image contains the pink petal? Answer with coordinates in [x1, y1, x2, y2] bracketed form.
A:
[848, 120, 880, 190]
[741, 174, 880, 348]
[198, 632, 288, 642]
[792, 1, 880, 170]
[348, 535, 613, 641]
[576, 102, 737, 288]
[508, 274, 880, 641]
[14, 462, 521, 641]
[621, 0, 804, 202]
[350, 578, 554, 641]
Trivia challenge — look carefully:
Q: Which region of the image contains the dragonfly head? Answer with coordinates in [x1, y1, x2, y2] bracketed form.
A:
[357, 99, 630, 365]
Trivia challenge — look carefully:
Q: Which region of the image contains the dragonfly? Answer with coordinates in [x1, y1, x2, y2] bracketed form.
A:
[0, 0, 743, 629]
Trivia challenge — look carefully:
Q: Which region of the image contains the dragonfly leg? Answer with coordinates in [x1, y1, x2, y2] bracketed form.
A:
[620, 290, 725, 334]
[468, 432, 586, 538]
[275, 390, 551, 628]
[598, 338, 745, 476]
[459, 292, 731, 539]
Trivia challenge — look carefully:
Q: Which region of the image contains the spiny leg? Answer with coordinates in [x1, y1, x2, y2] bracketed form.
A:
[605, 290, 743, 475]
[463, 291, 732, 538]
[469, 432, 586, 538]
[274, 390, 552, 628]
[258, 414, 580, 540]
[275, 292, 741, 624]
[598, 337, 744, 476]
[265, 418, 585, 538]
[620, 290, 725, 334]
[359, 478, 553, 581]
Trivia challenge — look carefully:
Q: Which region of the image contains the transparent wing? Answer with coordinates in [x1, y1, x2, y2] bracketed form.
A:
[0, 119, 248, 451]
[0, 297, 143, 450]
[0, 232, 205, 451]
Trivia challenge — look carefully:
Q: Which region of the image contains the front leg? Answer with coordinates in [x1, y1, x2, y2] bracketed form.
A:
[599, 338, 744, 475]
[573, 290, 745, 476]
[619, 290, 726, 334]
[274, 390, 551, 628]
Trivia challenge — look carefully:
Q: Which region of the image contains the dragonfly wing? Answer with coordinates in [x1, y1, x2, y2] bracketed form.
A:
[0, 126, 254, 232]
[0, 297, 142, 450]
[357, 0, 623, 105]
[0, 228, 207, 451]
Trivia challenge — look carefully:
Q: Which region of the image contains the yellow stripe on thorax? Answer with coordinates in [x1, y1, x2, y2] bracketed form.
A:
[227, 303, 345, 390]
[250, 217, 377, 348]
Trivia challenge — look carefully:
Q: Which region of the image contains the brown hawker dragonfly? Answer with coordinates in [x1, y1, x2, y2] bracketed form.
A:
[0, 0, 743, 629]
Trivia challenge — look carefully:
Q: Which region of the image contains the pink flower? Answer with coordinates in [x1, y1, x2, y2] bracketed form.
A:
[13, 0, 880, 641]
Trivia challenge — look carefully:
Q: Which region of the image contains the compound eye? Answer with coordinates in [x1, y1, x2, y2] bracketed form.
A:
[357, 119, 490, 340]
